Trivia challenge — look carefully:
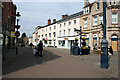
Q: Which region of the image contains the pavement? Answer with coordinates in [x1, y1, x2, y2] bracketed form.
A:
[2, 47, 119, 78]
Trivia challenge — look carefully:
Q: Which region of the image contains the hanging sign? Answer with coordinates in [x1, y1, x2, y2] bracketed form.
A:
[11, 31, 15, 38]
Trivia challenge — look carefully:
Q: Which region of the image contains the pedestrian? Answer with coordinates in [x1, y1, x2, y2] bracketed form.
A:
[33, 47, 37, 56]
[30, 43, 34, 48]
[37, 41, 43, 57]
[109, 46, 113, 55]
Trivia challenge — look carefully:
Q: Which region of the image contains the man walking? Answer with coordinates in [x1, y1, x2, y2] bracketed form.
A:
[37, 41, 43, 57]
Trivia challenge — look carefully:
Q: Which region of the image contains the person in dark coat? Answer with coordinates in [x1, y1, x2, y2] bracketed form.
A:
[109, 46, 113, 55]
[37, 41, 43, 57]
[30, 43, 34, 48]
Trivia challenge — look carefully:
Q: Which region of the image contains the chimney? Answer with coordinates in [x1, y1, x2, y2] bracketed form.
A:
[53, 19, 56, 23]
[84, 0, 89, 7]
[62, 14, 68, 19]
[48, 19, 51, 25]
[64, 14, 68, 17]
[62, 15, 65, 19]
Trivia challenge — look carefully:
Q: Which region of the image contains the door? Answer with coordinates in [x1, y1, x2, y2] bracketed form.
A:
[112, 41, 117, 51]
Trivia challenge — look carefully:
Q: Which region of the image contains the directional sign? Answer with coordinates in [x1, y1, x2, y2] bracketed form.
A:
[15, 31, 20, 37]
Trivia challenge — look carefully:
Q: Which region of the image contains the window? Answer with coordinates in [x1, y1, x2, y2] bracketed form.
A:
[45, 34, 47, 38]
[42, 35, 43, 37]
[60, 24, 62, 27]
[64, 30, 65, 35]
[68, 21, 71, 25]
[59, 30, 61, 36]
[50, 27, 51, 30]
[93, 16, 97, 26]
[53, 32, 56, 37]
[112, 13, 117, 24]
[46, 28, 47, 31]
[59, 40, 65, 47]
[114, 0, 116, 5]
[99, 15, 103, 24]
[49, 40, 51, 45]
[96, 2, 99, 10]
[109, 0, 111, 5]
[74, 20, 76, 24]
[68, 29, 70, 36]
[64, 23, 66, 26]
[49, 33, 51, 37]
[84, 19, 87, 28]
[54, 25, 56, 29]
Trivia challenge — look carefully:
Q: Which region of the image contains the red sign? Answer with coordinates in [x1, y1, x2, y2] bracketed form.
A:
[45, 38, 47, 41]
[15, 31, 20, 37]
[35, 39, 37, 42]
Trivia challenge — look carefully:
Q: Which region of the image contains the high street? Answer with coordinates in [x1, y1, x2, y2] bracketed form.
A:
[2, 47, 118, 78]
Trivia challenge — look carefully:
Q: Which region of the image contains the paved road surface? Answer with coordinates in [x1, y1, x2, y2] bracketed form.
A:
[2, 47, 118, 78]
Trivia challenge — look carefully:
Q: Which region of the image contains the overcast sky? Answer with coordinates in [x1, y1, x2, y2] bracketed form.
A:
[13, 0, 95, 37]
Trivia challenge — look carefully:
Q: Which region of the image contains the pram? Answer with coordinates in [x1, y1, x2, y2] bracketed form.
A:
[33, 47, 39, 56]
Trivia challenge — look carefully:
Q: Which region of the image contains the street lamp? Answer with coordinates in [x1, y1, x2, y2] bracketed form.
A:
[100, 1, 108, 69]
[15, 12, 21, 55]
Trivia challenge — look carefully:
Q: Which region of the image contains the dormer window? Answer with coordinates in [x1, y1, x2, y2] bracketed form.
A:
[84, 7, 89, 14]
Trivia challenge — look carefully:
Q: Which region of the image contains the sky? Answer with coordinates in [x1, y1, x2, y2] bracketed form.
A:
[13, 0, 95, 37]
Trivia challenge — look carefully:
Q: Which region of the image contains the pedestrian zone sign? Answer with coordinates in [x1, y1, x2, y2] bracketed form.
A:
[11, 31, 15, 38]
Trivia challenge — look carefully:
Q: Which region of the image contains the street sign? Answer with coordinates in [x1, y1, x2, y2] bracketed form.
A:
[11, 31, 15, 38]
[15, 31, 20, 37]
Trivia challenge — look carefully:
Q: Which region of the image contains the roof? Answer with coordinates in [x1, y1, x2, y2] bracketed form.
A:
[83, 2, 95, 8]
[57, 11, 83, 23]
[41, 11, 83, 29]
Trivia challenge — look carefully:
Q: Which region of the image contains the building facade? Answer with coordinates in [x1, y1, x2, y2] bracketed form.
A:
[0, 1, 3, 46]
[80, 0, 120, 51]
[2, 2, 17, 49]
[32, 0, 120, 51]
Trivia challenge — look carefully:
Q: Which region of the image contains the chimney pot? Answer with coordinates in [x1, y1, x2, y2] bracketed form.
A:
[53, 19, 56, 23]
[48, 19, 51, 25]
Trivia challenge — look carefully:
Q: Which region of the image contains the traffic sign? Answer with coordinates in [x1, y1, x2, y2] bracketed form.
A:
[11, 31, 15, 38]
[15, 31, 20, 37]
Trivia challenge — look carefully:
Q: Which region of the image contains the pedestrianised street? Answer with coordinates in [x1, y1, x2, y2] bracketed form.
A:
[2, 47, 118, 78]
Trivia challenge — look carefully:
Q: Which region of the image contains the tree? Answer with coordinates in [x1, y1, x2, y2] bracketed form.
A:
[21, 33, 27, 46]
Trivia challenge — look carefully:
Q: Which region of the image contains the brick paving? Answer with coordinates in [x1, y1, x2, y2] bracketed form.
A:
[2, 47, 119, 78]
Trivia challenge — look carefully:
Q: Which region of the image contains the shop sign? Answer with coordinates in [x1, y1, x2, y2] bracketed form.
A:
[64, 38, 68, 40]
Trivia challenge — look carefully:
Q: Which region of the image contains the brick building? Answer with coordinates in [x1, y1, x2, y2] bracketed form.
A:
[2, 1, 17, 50]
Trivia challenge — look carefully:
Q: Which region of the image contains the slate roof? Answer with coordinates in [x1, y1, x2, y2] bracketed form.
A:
[57, 11, 83, 23]
[40, 11, 83, 28]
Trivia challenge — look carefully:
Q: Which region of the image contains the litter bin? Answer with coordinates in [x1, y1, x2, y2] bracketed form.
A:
[73, 46, 79, 55]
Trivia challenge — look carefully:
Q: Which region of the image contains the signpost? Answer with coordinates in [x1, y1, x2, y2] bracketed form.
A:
[15, 31, 20, 37]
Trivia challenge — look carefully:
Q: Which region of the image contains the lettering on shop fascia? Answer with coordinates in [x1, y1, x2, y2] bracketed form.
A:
[64, 38, 68, 40]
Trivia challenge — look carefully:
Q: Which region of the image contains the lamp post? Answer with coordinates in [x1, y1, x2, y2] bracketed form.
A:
[15, 12, 21, 55]
[100, 1, 108, 69]
[74, 26, 82, 55]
